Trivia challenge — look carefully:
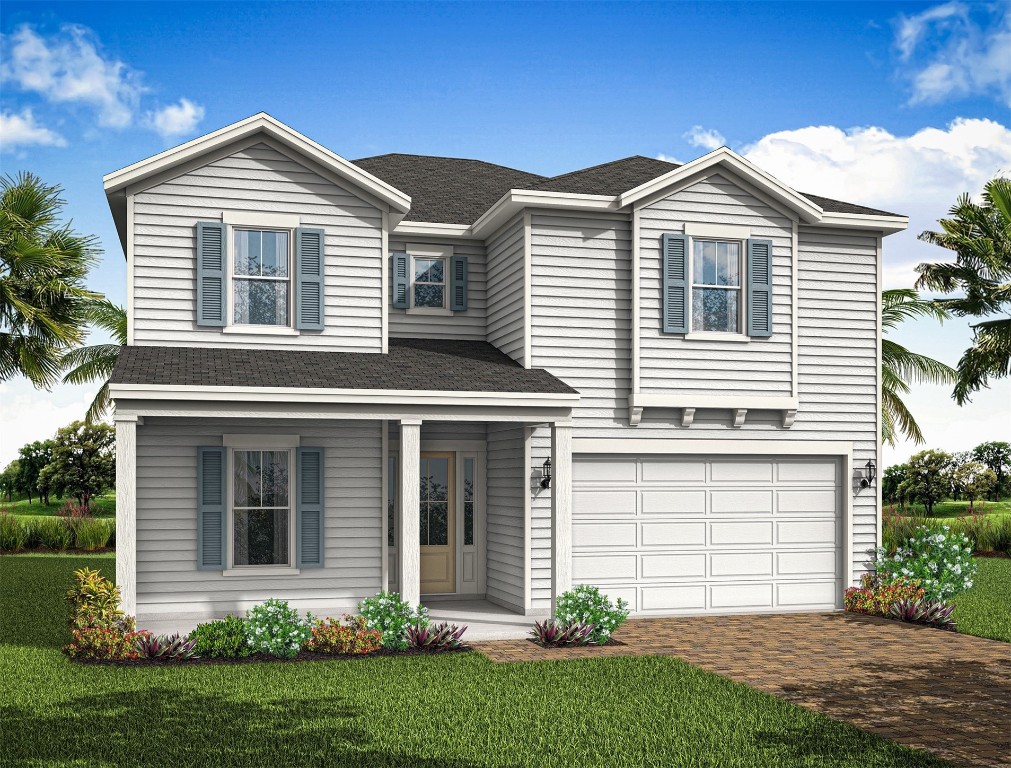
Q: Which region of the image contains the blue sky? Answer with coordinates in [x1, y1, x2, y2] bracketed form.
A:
[2, 0, 1010, 465]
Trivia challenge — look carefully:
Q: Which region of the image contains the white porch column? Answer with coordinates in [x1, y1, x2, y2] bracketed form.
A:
[115, 414, 141, 617]
[550, 420, 573, 613]
[398, 419, 422, 607]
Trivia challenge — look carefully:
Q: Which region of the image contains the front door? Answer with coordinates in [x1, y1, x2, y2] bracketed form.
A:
[420, 452, 455, 594]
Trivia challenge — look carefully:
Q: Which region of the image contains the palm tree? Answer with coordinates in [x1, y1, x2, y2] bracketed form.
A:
[881, 289, 956, 447]
[61, 299, 127, 423]
[1, 172, 100, 388]
[917, 176, 1011, 404]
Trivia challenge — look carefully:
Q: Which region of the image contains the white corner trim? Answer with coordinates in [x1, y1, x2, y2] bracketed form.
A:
[681, 407, 696, 427]
[125, 194, 135, 345]
[572, 438, 854, 457]
[684, 222, 752, 239]
[222, 567, 300, 577]
[223, 433, 301, 448]
[523, 210, 532, 369]
[222, 210, 301, 228]
[732, 408, 748, 428]
[631, 207, 641, 400]
[791, 220, 799, 400]
[381, 211, 389, 354]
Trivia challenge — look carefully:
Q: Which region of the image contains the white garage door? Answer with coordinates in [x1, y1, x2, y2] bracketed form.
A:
[572, 455, 843, 614]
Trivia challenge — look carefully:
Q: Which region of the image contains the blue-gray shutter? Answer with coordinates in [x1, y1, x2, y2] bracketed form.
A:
[747, 238, 774, 337]
[196, 222, 226, 326]
[197, 447, 226, 570]
[297, 447, 324, 568]
[661, 233, 689, 334]
[295, 227, 325, 330]
[391, 252, 409, 309]
[450, 255, 468, 311]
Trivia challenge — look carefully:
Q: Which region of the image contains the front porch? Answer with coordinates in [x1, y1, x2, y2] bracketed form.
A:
[424, 598, 548, 640]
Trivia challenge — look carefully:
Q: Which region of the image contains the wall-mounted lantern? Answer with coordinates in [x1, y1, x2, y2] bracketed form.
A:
[859, 459, 876, 488]
[539, 458, 552, 489]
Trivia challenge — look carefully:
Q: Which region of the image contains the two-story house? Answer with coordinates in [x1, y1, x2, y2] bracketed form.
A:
[105, 114, 907, 634]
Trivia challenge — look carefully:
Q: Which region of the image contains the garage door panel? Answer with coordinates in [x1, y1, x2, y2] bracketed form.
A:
[777, 520, 838, 545]
[710, 521, 773, 546]
[641, 521, 706, 547]
[573, 490, 636, 516]
[710, 583, 774, 609]
[777, 550, 838, 576]
[711, 552, 773, 578]
[777, 581, 839, 607]
[572, 522, 637, 548]
[572, 554, 636, 580]
[573, 458, 636, 483]
[642, 553, 706, 579]
[711, 490, 773, 514]
[777, 489, 837, 513]
[641, 490, 706, 515]
[777, 460, 837, 482]
[710, 461, 773, 482]
[640, 460, 705, 483]
[641, 585, 706, 611]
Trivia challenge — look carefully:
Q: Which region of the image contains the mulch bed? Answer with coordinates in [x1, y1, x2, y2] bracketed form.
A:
[526, 637, 625, 649]
[3, 546, 115, 556]
[73, 646, 472, 666]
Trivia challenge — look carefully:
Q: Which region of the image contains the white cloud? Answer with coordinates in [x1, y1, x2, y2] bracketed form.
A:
[1, 24, 145, 128]
[0, 379, 98, 467]
[0, 108, 66, 149]
[144, 98, 205, 139]
[894, 1, 1011, 105]
[683, 125, 726, 151]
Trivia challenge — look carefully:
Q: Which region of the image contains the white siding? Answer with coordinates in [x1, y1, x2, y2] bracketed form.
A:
[389, 237, 487, 340]
[485, 423, 526, 611]
[135, 417, 383, 623]
[485, 214, 527, 365]
[638, 174, 794, 397]
[131, 143, 384, 351]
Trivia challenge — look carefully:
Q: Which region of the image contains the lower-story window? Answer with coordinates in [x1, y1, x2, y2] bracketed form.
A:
[232, 449, 291, 566]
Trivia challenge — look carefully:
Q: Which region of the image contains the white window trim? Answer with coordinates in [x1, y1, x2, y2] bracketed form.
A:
[687, 235, 749, 338]
[227, 224, 299, 333]
[406, 244, 454, 315]
[225, 438, 299, 572]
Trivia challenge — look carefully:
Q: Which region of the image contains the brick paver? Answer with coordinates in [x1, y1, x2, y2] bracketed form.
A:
[475, 613, 1011, 767]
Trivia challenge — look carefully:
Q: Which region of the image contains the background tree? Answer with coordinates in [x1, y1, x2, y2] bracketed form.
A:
[882, 464, 907, 504]
[1, 172, 101, 388]
[899, 449, 952, 515]
[917, 176, 1011, 404]
[43, 421, 115, 510]
[952, 461, 998, 512]
[971, 441, 1010, 500]
[881, 289, 956, 446]
[17, 440, 54, 505]
[0, 460, 22, 502]
[60, 299, 127, 422]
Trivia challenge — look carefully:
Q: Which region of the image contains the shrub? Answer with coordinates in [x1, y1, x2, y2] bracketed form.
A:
[136, 633, 199, 660]
[882, 512, 933, 553]
[406, 621, 467, 651]
[65, 567, 124, 628]
[73, 517, 114, 550]
[872, 525, 977, 601]
[844, 575, 926, 616]
[952, 514, 1011, 555]
[34, 516, 72, 550]
[530, 619, 594, 646]
[245, 599, 313, 659]
[65, 622, 144, 660]
[0, 509, 27, 551]
[358, 592, 429, 651]
[189, 616, 251, 659]
[889, 599, 957, 630]
[553, 585, 629, 644]
[305, 614, 382, 655]
[55, 499, 92, 519]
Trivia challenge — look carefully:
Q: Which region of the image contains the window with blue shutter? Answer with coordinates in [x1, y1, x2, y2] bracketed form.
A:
[297, 447, 325, 568]
[196, 222, 226, 326]
[197, 447, 226, 569]
[747, 238, 774, 337]
[295, 227, 325, 330]
[391, 253, 409, 309]
[661, 233, 690, 334]
[450, 255, 468, 311]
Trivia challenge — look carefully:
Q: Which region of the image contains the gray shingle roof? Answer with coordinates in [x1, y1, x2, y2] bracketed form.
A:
[111, 338, 578, 395]
[352, 153, 902, 224]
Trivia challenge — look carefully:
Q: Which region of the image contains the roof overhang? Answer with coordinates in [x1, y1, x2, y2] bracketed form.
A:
[104, 113, 412, 251]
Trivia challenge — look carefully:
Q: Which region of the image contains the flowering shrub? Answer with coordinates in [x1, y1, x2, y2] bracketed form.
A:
[358, 592, 429, 651]
[530, 619, 594, 646]
[245, 599, 313, 659]
[889, 599, 957, 631]
[844, 575, 926, 616]
[136, 633, 200, 660]
[553, 585, 629, 644]
[189, 616, 252, 659]
[406, 622, 467, 650]
[65, 623, 145, 660]
[872, 525, 977, 602]
[65, 568, 124, 628]
[304, 614, 382, 655]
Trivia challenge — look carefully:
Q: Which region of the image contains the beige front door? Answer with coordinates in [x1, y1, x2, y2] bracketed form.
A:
[420, 452, 456, 594]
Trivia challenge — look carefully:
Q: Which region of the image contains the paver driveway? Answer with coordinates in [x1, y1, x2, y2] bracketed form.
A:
[476, 612, 1011, 768]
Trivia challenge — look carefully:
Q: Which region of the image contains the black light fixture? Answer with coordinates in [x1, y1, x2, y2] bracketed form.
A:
[860, 459, 877, 488]
[540, 458, 552, 489]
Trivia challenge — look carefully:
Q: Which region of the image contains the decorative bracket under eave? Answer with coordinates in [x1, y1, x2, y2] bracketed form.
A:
[681, 407, 695, 427]
[629, 406, 643, 427]
[782, 409, 797, 428]
[732, 408, 747, 428]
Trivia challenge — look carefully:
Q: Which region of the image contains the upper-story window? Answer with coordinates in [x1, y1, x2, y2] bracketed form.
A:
[691, 239, 742, 333]
[413, 256, 446, 309]
[391, 246, 468, 313]
[233, 229, 291, 326]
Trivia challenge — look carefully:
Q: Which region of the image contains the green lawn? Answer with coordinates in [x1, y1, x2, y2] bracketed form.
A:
[952, 557, 1011, 643]
[3, 491, 115, 519]
[0, 554, 950, 768]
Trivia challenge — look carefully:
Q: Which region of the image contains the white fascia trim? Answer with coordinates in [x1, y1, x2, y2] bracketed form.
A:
[619, 147, 823, 224]
[573, 438, 853, 456]
[394, 221, 471, 238]
[103, 113, 411, 214]
[629, 393, 799, 411]
[109, 383, 579, 407]
[817, 212, 909, 235]
[471, 189, 619, 238]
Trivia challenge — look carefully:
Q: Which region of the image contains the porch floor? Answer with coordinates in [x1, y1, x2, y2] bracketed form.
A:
[423, 599, 546, 641]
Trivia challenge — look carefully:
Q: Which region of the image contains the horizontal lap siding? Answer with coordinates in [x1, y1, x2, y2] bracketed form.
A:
[135, 417, 382, 621]
[486, 215, 526, 365]
[132, 143, 383, 351]
[638, 174, 794, 397]
[389, 237, 487, 340]
[485, 424, 526, 611]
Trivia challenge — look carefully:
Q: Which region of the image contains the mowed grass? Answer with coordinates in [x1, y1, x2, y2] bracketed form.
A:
[0, 555, 951, 768]
[952, 557, 1011, 643]
[3, 491, 115, 519]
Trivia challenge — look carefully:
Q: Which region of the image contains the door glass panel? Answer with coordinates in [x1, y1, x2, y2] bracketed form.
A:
[419, 457, 450, 546]
[428, 502, 448, 545]
[463, 458, 474, 546]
